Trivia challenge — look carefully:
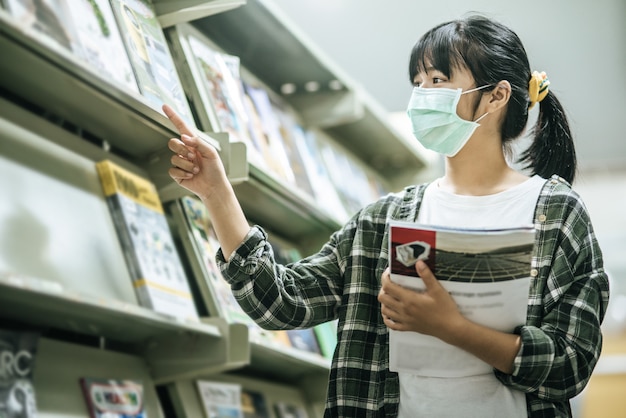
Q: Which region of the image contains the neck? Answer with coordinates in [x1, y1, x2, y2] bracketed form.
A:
[439, 134, 528, 196]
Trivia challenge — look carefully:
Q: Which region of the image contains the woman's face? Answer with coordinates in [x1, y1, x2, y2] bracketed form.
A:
[412, 64, 486, 122]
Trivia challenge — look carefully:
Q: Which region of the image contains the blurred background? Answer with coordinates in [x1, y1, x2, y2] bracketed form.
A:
[271, 1, 626, 416]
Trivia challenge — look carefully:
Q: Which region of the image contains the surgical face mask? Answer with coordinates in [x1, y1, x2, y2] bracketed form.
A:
[407, 85, 490, 157]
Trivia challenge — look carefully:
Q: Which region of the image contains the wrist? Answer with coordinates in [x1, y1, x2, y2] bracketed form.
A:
[439, 313, 471, 347]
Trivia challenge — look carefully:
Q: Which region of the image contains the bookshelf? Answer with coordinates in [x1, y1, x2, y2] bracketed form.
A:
[193, 0, 426, 189]
[0, 0, 427, 416]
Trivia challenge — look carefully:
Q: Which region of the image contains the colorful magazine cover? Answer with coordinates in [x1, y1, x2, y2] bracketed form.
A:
[96, 159, 198, 322]
[273, 401, 308, 418]
[240, 389, 270, 418]
[317, 138, 370, 216]
[298, 131, 349, 222]
[272, 105, 316, 198]
[245, 84, 295, 183]
[173, 196, 254, 326]
[3, 0, 138, 92]
[0, 329, 39, 418]
[285, 329, 321, 355]
[196, 380, 243, 418]
[80, 378, 145, 418]
[313, 320, 338, 360]
[109, 0, 193, 123]
[183, 34, 264, 167]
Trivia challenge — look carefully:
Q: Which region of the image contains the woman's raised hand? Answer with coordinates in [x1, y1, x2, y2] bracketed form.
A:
[163, 104, 228, 201]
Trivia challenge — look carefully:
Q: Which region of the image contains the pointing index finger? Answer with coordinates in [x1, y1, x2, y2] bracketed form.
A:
[163, 104, 195, 138]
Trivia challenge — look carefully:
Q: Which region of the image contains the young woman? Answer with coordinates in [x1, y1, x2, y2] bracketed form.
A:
[164, 15, 609, 417]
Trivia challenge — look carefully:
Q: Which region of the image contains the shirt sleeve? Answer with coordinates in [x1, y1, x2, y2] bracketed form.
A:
[215, 224, 345, 330]
[495, 183, 610, 401]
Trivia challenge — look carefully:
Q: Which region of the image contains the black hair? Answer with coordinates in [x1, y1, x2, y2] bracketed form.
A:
[409, 15, 577, 183]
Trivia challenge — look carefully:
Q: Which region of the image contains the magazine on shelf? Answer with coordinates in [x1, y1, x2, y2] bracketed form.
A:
[273, 105, 316, 198]
[0, 328, 39, 418]
[317, 138, 372, 215]
[3, 0, 79, 53]
[174, 28, 264, 165]
[66, 0, 139, 92]
[387, 220, 536, 377]
[109, 0, 193, 123]
[4, 0, 139, 92]
[273, 401, 309, 418]
[168, 196, 256, 325]
[245, 84, 295, 183]
[298, 131, 349, 222]
[241, 388, 270, 418]
[219, 54, 267, 165]
[313, 320, 338, 360]
[239, 85, 275, 169]
[196, 380, 243, 418]
[286, 329, 322, 355]
[96, 159, 198, 322]
[266, 235, 325, 357]
[80, 378, 145, 418]
[264, 330, 293, 350]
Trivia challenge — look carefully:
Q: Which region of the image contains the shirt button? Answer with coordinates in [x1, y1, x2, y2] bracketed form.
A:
[538, 214, 547, 223]
[551, 179, 559, 184]
[530, 269, 538, 277]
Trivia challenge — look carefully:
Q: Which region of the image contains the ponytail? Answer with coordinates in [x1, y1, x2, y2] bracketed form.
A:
[517, 91, 577, 183]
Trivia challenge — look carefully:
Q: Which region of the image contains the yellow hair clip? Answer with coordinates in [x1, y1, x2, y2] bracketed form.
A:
[528, 71, 550, 109]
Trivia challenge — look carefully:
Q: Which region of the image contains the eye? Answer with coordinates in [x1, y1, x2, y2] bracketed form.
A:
[433, 77, 447, 84]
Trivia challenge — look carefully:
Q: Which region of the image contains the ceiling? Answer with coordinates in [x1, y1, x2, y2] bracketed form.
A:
[270, 0, 626, 175]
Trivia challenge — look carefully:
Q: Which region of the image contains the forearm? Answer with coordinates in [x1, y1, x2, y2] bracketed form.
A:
[443, 318, 521, 374]
[200, 179, 250, 260]
[218, 227, 342, 328]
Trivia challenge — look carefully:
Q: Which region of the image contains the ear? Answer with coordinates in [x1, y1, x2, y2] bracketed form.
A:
[485, 80, 511, 113]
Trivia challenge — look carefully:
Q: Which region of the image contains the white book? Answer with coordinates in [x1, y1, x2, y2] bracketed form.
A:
[387, 220, 535, 377]
[66, 0, 139, 92]
[109, 0, 194, 124]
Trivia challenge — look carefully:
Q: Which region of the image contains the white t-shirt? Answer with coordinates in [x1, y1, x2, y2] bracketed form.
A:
[397, 175, 545, 418]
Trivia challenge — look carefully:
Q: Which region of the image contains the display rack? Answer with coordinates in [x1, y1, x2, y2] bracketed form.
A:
[193, 0, 427, 190]
[0, 1, 427, 416]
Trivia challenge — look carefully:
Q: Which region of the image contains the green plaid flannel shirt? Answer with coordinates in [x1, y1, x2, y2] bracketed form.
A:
[217, 175, 610, 417]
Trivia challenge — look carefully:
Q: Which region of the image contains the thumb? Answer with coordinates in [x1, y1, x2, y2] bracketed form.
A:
[415, 260, 439, 290]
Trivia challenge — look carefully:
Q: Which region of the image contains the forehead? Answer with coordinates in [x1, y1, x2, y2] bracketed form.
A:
[411, 44, 471, 75]
[412, 63, 474, 82]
